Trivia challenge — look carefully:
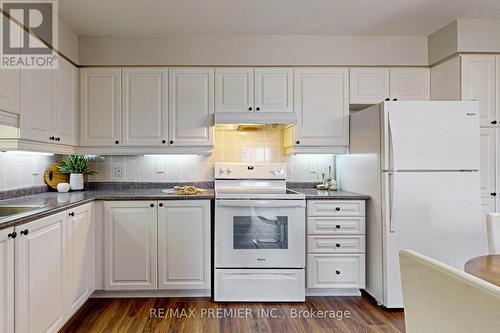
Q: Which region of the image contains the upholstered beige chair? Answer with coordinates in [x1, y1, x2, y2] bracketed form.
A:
[486, 213, 500, 254]
[399, 249, 500, 333]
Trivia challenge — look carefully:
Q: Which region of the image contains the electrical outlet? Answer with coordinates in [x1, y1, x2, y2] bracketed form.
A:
[157, 162, 166, 173]
[114, 167, 123, 177]
[32, 160, 39, 175]
[309, 162, 317, 173]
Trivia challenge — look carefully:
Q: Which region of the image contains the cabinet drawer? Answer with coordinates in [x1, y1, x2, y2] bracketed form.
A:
[307, 254, 365, 289]
[307, 217, 365, 235]
[307, 236, 365, 253]
[308, 200, 365, 217]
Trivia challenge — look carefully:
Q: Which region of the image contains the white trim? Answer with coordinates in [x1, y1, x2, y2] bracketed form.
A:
[306, 288, 361, 296]
[0, 139, 75, 154]
[285, 146, 348, 155]
[90, 289, 211, 298]
[76, 145, 213, 155]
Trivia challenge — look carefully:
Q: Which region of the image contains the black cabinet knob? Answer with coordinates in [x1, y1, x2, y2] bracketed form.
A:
[55, 137, 60, 141]
[336, 243, 340, 248]
[169, 140, 173, 144]
[335, 207, 341, 211]
[492, 121, 498, 125]
[256, 107, 260, 111]
[150, 203, 155, 208]
[162, 140, 166, 144]
[159, 203, 163, 207]
[115, 140, 119, 144]
[69, 212, 75, 217]
[491, 192, 497, 197]
[49, 136, 55, 140]
[296, 140, 300, 145]
[248, 107, 253, 111]
[393, 98, 398, 101]
[335, 270, 341, 275]
[385, 98, 390, 101]
[20, 229, 29, 236]
[8, 231, 17, 239]
[335, 225, 341, 229]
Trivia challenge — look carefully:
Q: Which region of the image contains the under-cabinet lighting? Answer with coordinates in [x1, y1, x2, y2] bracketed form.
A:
[143, 154, 201, 157]
[1, 151, 54, 156]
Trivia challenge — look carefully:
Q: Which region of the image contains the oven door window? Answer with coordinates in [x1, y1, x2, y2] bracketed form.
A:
[233, 215, 288, 249]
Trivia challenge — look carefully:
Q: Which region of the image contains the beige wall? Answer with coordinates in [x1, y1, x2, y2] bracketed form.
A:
[457, 18, 500, 53]
[78, 35, 428, 66]
[58, 17, 79, 63]
[428, 21, 457, 65]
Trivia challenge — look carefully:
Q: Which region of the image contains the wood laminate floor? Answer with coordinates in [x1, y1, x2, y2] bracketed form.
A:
[61, 295, 404, 333]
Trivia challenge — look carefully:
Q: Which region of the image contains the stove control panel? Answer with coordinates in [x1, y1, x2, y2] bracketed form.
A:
[215, 163, 287, 179]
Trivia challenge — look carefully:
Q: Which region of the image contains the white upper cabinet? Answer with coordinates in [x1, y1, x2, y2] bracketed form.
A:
[80, 68, 122, 146]
[254, 68, 293, 113]
[349, 68, 390, 104]
[293, 68, 349, 146]
[53, 58, 77, 146]
[0, 69, 20, 115]
[104, 201, 158, 290]
[169, 68, 213, 146]
[389, 68, 430, 101]
[0, 228, 14, 333]
[461, 55, 496, 126]
[15, 212, 67, 333]
[480, 128, 496, 198]
[215, 68, 254, 113]
[20, 68, 54, 142]
[158, 201, 211, 290]
[122, 68, 168, 146]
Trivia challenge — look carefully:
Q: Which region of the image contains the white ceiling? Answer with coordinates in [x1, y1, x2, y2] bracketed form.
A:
[59, 0, 500, 37]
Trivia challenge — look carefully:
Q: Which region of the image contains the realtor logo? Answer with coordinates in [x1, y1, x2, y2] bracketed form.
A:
[1, 0, 58, 69]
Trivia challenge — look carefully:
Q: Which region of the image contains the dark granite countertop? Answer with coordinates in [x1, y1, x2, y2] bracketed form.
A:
[290, 189, 370, 200]
[0, 189, 215, 230]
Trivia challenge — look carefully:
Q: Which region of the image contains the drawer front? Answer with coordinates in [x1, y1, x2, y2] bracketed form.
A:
[307, 254, 365, 289]
[308, 200, 365, 217]
[307, 217, 365, 235]
[307, 236, 365, 253]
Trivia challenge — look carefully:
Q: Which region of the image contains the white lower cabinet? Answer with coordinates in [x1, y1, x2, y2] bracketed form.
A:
[158, 201, 210, 289]
[306, 200, 366, 294]
[0, 228, 15, 333]
[66, 203, 95, 318]
[104, 201, 158, 290]
[15, 212, 67, 333]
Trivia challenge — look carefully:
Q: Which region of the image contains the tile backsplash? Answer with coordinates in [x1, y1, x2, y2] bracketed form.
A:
[88, 126, 335, 183]
[0, 153, 57, 191]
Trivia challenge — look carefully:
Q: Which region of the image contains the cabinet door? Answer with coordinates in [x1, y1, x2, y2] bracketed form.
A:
[254, 68, 293, 112]
[20, 69, 54, 142]
[215, 68, 254, 113]
[53, 58, 77, 145]
[0, 228, 14, 333]
[481, 198, 495, 224]
[122, 68, 168, 146]
[80, 68, 121, 146]
[104, 201, 157, 290]
[349, 68, 389, 104]
[66, 203, 94, 318]
[480, 128, 496, 198]
[461, 55, 496, 126]
[0, 69, 20, 115]
[15, 212, 67, 333]
[169, 68, 213, 146]
[389, 68, 430, 101]
[294, 68, 349, 146]
[158, 200, 210, 290]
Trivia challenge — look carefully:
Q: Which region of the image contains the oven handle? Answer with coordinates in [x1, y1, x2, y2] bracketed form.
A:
[216, 200, 305, 208]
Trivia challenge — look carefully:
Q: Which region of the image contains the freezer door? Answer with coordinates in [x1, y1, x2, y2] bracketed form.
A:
[382, 171, 486, 308]
[383, 101, 480, 171]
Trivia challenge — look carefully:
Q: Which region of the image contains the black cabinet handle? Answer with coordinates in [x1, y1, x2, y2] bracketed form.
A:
[20, 229, 29, 236]
[393, 98, 398, 101]
[159, 203, 163, 207]
[335, 270, 341, 275]
[69, 212, 75, 217]
[335, 225, 341, 229]
[296, 140, 300, 145]
[385, 98, 390, 101]
[248, 107, 253, 111]
[335, 207, 341, 211]
[115, 140, 119, 144]
[256, 107, 261, 111]
[162, 140, 166, 144]
[491, 121, 497, 125]
[8, 231, 17, 239]
[169, 140, 173, 144]
[336, 243, 340, 248]
[491, 192, 497, 197]
[150, 203, 155, 208]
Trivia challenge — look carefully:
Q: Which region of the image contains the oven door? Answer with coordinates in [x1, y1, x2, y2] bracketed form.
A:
[215, 199, 306, 268]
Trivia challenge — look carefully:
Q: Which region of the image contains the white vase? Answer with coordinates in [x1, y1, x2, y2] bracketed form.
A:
[69, 173, 84, 190]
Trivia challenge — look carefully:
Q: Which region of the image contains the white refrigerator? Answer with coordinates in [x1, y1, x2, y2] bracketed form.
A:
[337, 101, 487, 308]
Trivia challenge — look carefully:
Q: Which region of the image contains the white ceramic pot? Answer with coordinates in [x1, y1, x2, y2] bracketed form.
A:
[69, 173, 84, 190]
[56, 182, 70, 193]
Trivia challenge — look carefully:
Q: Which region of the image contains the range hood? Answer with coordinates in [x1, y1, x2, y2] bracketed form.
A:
[214, 112, 297, 125]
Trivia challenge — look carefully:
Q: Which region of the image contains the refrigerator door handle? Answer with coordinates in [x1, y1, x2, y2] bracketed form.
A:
[388, 172, 397, 233]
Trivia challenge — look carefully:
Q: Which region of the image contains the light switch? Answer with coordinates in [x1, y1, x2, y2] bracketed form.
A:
[157, 161, 166, 173]
[114, 167, 123, 177]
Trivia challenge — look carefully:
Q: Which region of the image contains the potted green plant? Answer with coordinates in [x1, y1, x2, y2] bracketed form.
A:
[58, 155, 97, 190]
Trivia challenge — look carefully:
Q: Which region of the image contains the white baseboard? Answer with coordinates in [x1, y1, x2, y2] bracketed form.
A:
[90, 289, 212, 298]
[306, 288, 361, 296]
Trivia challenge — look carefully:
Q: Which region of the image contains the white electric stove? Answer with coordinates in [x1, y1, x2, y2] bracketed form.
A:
[214, 163, 306, 302]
